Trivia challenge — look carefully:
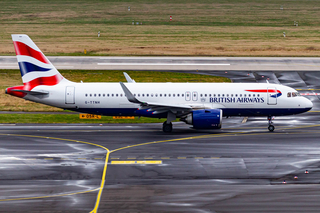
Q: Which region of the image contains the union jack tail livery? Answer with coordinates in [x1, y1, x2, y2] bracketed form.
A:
[6, 34, 68, 97]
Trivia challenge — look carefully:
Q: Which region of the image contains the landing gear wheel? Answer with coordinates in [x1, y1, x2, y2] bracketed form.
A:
[268, 125, 275, 132]
[163, 121, 173, 133]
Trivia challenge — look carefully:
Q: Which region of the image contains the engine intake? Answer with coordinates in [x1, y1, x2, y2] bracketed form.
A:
[182, 109, 222, 129]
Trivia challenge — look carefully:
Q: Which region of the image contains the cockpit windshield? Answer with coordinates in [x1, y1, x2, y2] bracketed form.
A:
[287, 92, 300, 97]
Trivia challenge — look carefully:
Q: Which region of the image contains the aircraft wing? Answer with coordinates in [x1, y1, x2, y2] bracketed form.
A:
[120, 82, 192, 114]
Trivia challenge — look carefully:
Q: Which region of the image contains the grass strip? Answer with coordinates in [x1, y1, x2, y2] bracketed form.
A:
[0, 114, 169, 124]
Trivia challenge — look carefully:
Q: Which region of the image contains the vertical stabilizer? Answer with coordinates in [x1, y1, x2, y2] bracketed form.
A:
[11, 34, 67, 91]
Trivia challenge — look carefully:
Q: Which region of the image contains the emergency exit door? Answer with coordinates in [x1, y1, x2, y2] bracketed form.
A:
[65, 86, 75, 104]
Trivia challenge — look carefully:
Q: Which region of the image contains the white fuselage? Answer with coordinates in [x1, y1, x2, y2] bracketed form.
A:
[24, 81, 313, 118]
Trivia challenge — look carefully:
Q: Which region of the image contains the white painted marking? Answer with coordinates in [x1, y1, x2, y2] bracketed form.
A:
[55, 66, 74, 68]
[0, 66, 19, 68]
[97, 63, 230, 66]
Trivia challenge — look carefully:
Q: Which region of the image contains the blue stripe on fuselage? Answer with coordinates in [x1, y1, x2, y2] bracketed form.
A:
[70, 107, 311, 117]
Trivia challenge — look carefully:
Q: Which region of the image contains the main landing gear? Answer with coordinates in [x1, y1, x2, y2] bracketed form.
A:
[163, 121, 173, 133]
[162, 111, 176, 133]
[268, 116, 275, 132]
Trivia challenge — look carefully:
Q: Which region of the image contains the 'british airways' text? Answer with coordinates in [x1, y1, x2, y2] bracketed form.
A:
[210, 97, 265, 103]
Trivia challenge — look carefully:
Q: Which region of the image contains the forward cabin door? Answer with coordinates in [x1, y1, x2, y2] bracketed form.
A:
[267, 87, 277, 105]
[65, 86, 75, 104]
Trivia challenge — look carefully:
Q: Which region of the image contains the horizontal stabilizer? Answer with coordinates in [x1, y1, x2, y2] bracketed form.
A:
[9, 89, 49, 95]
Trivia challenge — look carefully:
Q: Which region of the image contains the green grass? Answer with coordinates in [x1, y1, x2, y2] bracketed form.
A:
[1, 0, 320, 27]
[0, 114, 170, 124]
[1, 0, 320, 56]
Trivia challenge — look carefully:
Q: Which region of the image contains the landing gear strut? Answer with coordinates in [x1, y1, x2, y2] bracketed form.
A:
[162, 111, 176, 133]
[268, 116, 275, 132]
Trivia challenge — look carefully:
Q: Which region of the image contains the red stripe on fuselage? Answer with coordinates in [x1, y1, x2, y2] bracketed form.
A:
[246, 89, 281, 93]
[13, 41, 49, 64]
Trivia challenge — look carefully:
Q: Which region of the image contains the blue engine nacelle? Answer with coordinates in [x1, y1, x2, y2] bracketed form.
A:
[183, 109, 222, 129]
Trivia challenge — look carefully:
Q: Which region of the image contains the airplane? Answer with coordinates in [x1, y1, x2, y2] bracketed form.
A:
[6, 34, 313, 132]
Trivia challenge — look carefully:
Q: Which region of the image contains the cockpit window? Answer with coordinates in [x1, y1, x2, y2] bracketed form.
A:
[288, 92, 300, 97]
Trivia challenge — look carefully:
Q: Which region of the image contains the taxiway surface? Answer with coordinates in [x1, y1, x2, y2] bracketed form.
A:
[0, 110, 320, 213]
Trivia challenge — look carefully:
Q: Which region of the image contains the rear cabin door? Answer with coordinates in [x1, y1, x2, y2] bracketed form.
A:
[267, 87, 277, 105]
[65, 86, 75, 104]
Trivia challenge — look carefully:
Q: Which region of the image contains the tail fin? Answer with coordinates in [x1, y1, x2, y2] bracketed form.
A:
[12, 34, 66, 91]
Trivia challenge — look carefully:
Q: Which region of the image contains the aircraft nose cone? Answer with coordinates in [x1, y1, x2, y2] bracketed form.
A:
[305, 98, 313, 109]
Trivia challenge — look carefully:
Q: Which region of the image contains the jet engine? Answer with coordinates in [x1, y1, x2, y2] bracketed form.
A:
[182, 109, 222, 129]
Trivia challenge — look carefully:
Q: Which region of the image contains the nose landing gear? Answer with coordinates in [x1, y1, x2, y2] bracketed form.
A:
[268, 116, 275, 132]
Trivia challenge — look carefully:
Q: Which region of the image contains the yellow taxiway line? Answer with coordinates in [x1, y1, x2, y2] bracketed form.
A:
[0, 187, 100, 202]
[0, 134, 110, 213]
